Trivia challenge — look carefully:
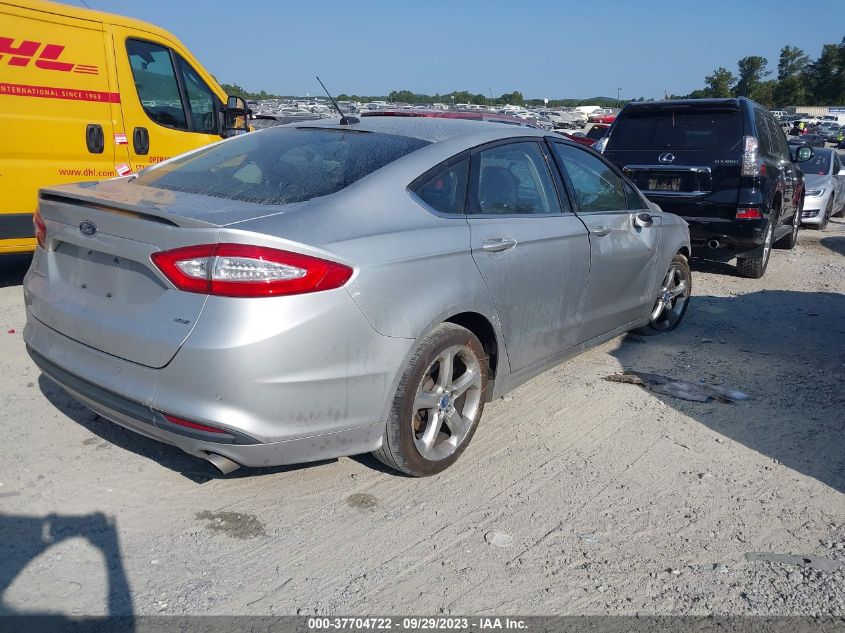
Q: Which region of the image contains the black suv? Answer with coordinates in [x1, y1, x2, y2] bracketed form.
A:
[602, 98, 812, 278]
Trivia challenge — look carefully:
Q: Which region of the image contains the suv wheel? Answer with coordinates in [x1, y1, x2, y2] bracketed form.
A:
[373, 323, 488, 476]
[834, 198, 845, 218]
[736, 220, 774, 279]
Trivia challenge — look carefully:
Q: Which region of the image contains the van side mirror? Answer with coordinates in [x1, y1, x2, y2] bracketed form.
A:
[222, 96, 249, 138]
[795, 146, 813, 162]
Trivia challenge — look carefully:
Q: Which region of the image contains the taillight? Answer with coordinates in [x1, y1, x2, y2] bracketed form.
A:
[33, 210, 47, 249]
[741, 136, 760, 177]
[736, 208, 763, 220]
[151, 243, 353, 298]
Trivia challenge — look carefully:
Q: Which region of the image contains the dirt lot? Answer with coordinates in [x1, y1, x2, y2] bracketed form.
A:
[0, 219, 843, 618]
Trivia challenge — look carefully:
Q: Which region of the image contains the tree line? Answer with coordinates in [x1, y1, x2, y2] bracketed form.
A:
[679, 37, 844, 108]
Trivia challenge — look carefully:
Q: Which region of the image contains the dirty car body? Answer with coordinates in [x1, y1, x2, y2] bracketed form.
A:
[24, 118, 690, 475]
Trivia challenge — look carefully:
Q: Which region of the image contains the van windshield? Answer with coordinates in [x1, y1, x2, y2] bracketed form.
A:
[134, 127, 429, 205]
[608, 108, 743, 151]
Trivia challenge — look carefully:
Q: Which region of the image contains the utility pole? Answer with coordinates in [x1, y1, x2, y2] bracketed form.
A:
[617, 88, 621, 109]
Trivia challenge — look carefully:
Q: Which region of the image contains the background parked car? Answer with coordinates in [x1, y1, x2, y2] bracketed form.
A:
[602, 97, 809, 278]
[562, 124, 609, 147]
[799, 148, 845, 229]
[24, 118, 690, 477]
[788, 134, 827, 149]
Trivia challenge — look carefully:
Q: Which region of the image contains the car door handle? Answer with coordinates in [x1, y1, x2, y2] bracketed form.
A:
[590, 226, 612, 237]
[634, 212, 654, 228]
[482, 237, 517, 252]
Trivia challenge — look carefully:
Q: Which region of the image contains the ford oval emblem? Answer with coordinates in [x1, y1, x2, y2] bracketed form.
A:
[658, 152, 676, 164]
[79, 220, 98, 237]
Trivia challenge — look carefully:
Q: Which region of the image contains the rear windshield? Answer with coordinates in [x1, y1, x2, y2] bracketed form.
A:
[586, 126, 608, 140]
[607, 108, 743, 151]
[134, 128, 429, 205]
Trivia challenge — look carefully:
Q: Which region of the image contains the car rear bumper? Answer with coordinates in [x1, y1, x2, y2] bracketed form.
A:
[23, 292, 413, 468]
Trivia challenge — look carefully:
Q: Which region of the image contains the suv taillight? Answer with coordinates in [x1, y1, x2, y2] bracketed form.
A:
[151, 244, 353, 298]
[33, 210, 47, 250]
[741, 136, 760, 177]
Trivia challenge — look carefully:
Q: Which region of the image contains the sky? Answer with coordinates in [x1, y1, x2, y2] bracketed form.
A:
[74, 0, 843, 100]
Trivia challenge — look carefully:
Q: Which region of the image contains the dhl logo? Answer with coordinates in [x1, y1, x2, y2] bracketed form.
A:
[0, 37, 98, 75]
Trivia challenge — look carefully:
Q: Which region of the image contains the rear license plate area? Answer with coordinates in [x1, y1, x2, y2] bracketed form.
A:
[647, 176, 682, 192]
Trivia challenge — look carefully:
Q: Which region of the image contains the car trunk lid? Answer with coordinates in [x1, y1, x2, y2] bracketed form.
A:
[26, 185, 231, 369]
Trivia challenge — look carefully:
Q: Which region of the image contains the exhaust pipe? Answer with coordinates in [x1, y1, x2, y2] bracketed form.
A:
[707, 239, 721, 249]
[205, 452, 241, 475]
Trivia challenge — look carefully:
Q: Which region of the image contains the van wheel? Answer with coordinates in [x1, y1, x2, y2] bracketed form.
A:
[736, 220, 774, 279]
[373, 324, 488, 476]
[834, 199, 845, 218]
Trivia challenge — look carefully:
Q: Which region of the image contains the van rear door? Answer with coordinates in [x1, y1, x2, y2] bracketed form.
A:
[603, 103, 744, 222]
[109, 26, 225, 172]
[0, 4, 115, 252]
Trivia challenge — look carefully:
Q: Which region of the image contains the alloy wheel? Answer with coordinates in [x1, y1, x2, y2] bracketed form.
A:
[411, 345, 482, 462]
[649, 262, 691, 331]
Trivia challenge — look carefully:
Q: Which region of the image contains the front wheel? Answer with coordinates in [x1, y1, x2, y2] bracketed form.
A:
[373, 323, 488, 476]
[635, 253, 691, 335]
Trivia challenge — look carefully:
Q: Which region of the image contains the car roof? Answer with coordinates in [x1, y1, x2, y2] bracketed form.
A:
[621, 97, 750, 111]
[291, 116, 547, 144]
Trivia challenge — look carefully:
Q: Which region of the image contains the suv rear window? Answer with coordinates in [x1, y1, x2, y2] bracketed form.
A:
[134, 128, 429, 205]
[607, 108, 743, 151]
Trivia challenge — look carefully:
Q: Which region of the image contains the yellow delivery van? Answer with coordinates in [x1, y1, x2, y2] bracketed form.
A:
[0, 0, 248, 254]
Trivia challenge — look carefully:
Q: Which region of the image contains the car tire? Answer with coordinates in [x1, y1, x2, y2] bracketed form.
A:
[833, 198, 845, 218]
[736, 219, 774, 279]
[373, 323, 488, 476]
[818, 199, 832, 230]
[635, 252, 691, 336]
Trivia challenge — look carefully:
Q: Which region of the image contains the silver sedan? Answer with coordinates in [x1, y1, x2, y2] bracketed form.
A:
[800, 148, 845, 229]
[24, 118, 691, 476]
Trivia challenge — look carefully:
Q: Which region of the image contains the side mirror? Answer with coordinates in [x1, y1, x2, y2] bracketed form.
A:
[838, 168, 845, 177]
[222, 96, 249, 138]
[795, 146, 813, 162]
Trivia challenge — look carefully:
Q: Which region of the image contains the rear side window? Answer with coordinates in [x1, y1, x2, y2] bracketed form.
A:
[126, 40, 188, 131]
[134, 128, 429, 205]
[470, 142, 561, 215]
[413, 158, 469, 215]
[754, 109, 773, 155]
[550, 142, 628, 212]
[607, 108, 742, 151]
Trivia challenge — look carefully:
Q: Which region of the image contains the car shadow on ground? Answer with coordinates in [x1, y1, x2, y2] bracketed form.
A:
[689, 255, 738, 277]
[38, 375, 336, 483]
[0, 512, 134, 621]
[0, 255, 31, 290]
[819, 235, 845, 257]
[610, 289, 845, 494]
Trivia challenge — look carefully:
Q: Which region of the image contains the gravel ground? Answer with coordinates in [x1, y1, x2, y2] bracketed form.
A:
[0, 217, 843, 617]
